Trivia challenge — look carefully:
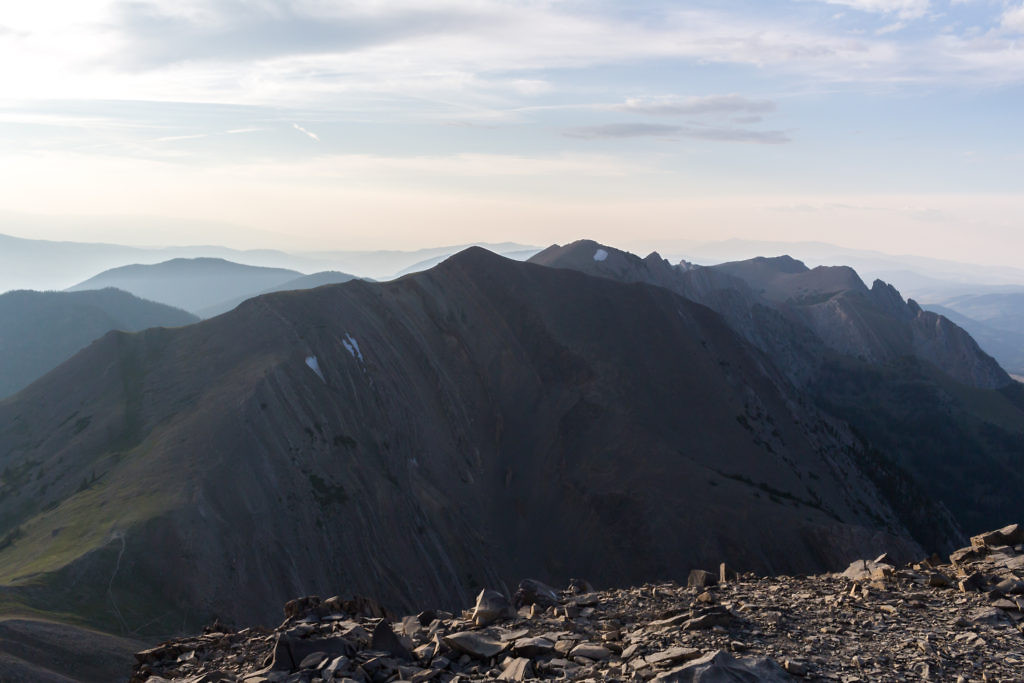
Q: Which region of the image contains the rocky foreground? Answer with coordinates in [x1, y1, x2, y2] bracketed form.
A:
[132, 525, 1024, 682]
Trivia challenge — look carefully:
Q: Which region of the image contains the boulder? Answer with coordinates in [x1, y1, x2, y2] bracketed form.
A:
[994, 578, 1024, 595]
[370, 620, 412, 661]
[968, 607, 1010, 626]
[443, 631, 507, 659]
[569, 643, 611, 661]
[513, 579, 561, 608]
[646, 646, 703, 667]
[498, 657, 534, 681]
[688, 570, 717, 589]
[653, 649, 793, 682]
[959, 573, 987, 593]
[269, 635, 355, 672]
[950, 547, 979, 566]
[842, 559, 895, 581]
[971, 524, 1024, 550]
[512, 636, 555, 658]
[283, 596, 321, 620]
[472, 589, 512, 627]
[683, 606, 734, 630]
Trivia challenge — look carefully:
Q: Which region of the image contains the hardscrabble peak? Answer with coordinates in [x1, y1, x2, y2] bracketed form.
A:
[132, 524, 1024, 682]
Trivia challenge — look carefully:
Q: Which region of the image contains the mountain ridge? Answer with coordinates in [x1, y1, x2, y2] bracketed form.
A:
[66, 258, 304, 316]
[528, 240, 1024, 541]
[0, 246, 941, 640]
[0, 288, 198, 399]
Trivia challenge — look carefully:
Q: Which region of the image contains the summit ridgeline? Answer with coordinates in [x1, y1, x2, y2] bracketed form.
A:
[132, 524, 1024, 682]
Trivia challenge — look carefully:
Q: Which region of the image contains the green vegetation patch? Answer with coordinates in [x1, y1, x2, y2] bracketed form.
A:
[0, 480, 171, 586]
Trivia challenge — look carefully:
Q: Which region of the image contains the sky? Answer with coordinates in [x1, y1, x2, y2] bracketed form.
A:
[0, 0, 1022, 262]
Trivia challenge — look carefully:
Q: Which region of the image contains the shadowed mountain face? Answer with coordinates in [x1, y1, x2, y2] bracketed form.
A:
[67, 258, 304, 317]
[713, 256, 1010, 390]
[530, 241, 1024, 539]
[0, 248, 935, 637]
[530, 243, 828, 385]
[0, 288, 198, 399]
[531, 241, 1011, 390]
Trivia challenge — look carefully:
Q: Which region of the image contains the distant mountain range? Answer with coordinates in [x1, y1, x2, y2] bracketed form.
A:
[674, 239, 1024, 301]
[0, 262, 364, 400]
[923, 302, 1024, 377]
[66, 257, 361, 318]
[66, 258, 300, 315]
[0, 232, 539, 292]
[0, 288, 197, 399]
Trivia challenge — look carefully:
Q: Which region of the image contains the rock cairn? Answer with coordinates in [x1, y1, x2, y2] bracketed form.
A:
[132, 524, 1024, 682]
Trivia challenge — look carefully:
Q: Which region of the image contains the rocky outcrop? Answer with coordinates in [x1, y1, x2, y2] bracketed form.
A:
[711, 257, 1011, 389]
[0, 287, 198, 398]
[530, 241, 1013, 390]
[130, 524, 1024, 682]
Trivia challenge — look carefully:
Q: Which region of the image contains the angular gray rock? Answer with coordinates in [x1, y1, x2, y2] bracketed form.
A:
[653, 649, 793, 682]
[443, 631, 507, 659]
[472, 589, 512, 627]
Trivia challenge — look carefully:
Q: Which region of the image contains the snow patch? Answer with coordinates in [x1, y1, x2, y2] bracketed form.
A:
[305, 356, 325, 382]
[593, 248, 609, 262]
[342, 333, 364, 363]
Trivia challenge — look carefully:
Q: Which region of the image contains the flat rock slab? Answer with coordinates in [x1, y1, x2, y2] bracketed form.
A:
[569, 643, 611, 661]
[646, 646, 702, 667]
[270, 635, 354, 672]
[370, 620, 412, 661]
[512, 636, 555, 657]
[443, 631, 507, 659]
[653, 649, 793, 682]
[498, 657, 534, 681]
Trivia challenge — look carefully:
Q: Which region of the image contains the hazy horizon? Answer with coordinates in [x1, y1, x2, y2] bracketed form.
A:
[1, 1, 1022, 265]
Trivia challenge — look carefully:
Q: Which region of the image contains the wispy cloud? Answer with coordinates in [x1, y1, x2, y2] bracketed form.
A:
[617, 95, 776, 117]
[220, 152, 654, 180]
[565, 123, 683, 140]
[292, 123, 320, 142]
[565, 123, 790, 144]
[153, 133, 208, 143]
[1, 0, 1022, 117]
[105, 0, 494, 68]
[876, 21, 906, 35]
[1003, 4, 1024, 33]
[813, 0, 931, 19]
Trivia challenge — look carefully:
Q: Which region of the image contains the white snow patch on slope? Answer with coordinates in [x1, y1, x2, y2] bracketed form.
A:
[305, 356, 325, 382]
[342, 333, 364, 363]
[593, 248, 609, 262]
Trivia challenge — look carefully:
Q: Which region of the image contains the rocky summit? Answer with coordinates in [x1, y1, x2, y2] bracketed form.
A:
[131, 525, 1024, 683]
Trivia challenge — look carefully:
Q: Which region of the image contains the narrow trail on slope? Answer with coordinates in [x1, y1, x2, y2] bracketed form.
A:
[107, 531, 128, 633]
